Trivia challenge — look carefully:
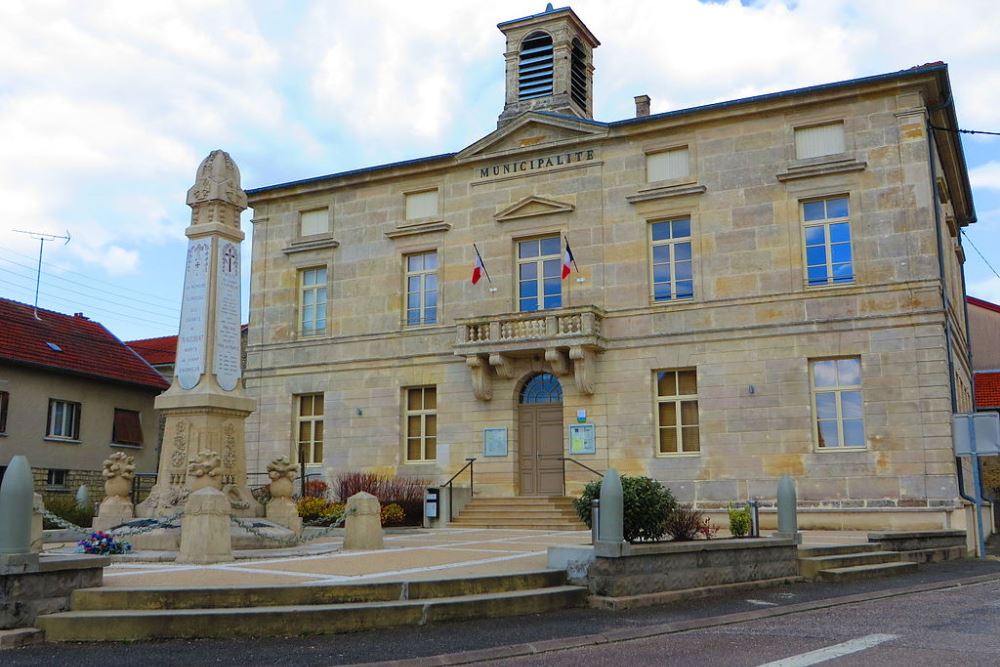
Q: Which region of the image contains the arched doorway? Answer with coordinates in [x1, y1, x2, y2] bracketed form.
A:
[518, 373, 564, 496]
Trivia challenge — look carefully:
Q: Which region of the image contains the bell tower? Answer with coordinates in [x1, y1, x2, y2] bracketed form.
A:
[497, 4, 599, 127]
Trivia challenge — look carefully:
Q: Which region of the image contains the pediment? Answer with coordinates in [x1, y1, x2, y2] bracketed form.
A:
[495, 196, 575, 222]
[459, 113, 607, 160]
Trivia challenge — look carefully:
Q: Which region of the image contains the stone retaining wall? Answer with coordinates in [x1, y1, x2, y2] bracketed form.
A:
[0, 556, 107, 629]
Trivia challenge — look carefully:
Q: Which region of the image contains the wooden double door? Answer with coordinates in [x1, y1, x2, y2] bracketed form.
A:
[518, 403, 565, 496]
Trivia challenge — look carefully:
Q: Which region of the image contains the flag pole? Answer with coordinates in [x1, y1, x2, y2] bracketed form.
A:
[564, 235, 581, 273]
[473, 242, 493, 284]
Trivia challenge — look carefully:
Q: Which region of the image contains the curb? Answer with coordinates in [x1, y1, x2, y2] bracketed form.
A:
[362, 571, 1000, 666]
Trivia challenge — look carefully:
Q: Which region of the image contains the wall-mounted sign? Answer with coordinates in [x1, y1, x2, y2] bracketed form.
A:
[484, 428, 508, 457]
[568, 424, 596, 455]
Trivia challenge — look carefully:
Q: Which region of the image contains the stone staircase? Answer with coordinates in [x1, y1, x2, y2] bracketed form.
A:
[36, 570, 588, 642]
[798, 544, 916, 581]
[449, 496, 588, 531]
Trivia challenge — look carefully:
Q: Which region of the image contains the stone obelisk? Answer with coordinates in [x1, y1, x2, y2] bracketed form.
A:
[138, 150, 260, 518]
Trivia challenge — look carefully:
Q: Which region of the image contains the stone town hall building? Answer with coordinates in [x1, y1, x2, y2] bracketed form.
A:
[243, 6, 979, 530]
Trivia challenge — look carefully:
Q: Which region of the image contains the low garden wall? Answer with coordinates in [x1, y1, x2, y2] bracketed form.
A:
[589, 537, 798, 598]
[0, 555, 108, 629]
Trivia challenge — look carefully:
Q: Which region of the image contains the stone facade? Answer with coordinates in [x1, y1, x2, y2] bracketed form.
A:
[243, 9, 977, 530]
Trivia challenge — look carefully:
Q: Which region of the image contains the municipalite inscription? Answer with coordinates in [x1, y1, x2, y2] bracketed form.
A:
[478, 149, 595, 179]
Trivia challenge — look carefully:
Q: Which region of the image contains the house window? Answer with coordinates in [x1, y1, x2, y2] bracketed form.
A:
[647, 147, 689, 182]
[299, 208, 329, 237]
[811, 358, 865, 449]
[518, 31, 554, 100]
[46, 469, 67, 487]
[299, 267, 328, 336]
[517, 236, 562, 312]
[111, 409, 143, 447]
[405, 386, 437, 462]
[47, 399, 81, 440]
[405, 251, 438, 326]
[296, 394, 324, 465]
[405, 189, 439, 220]
[655, 370, 699, 455]
[803, 196, 853, 286]
[795, 122, 845, 160]
[0, 391, 8, 433]
[650, 218, 693, 301]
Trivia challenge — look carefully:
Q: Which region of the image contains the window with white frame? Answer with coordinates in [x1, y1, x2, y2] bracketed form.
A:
[296, 394, 324, 465]
[46, 469, 67, 487]
[299, 208, 329, 237]
[299, 267, 328, 336]
[795, 122, 845, 160]
[405, 251, 438, 326]
[47, 399, 80, 440]
[811, 358, 865, 449]
[650, 218, 693, 301]
[0, 391, 8, 433]
[803, 196, 854, 286]
[405, 189, 439, 220]
[655, 370, 699, 455]
[646, 147, 689, 182]
[404, 386, 437, 462]
[517, 236, 562, 312]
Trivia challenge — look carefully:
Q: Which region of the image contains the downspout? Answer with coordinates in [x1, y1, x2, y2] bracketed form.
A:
[925, 100, 976, 504]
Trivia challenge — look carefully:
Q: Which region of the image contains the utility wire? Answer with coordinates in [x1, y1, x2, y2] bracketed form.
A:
[929, 125, 1000, 137]
[962, 230, 1000, 282]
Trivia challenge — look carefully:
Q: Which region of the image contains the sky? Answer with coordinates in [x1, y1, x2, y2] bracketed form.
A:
[1, 0, 998, 343]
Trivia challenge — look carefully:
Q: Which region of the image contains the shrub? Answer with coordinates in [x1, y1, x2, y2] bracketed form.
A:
[43, 495, 93, 529]
[698, 518, 720, 540]
[334, 471, 428, 525]
[664, 504, 708, 541]
[727, 503, 752, 538]
[322, 502, 346, 523]
[380, 503, 406, 526]
[304, 479, 329, 498]
[574, 476, 677, 543]
[77, 531, 131, 555]
[297, 496, 333, 522]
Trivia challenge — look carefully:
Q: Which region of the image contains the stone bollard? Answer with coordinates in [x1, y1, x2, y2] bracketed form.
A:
[0, 455, 38, 570]
[94, 452, 136, 531]
[775, 474, 801, 544]
[176, 487, 233, 564]
[597, 468, 624, 544]
[343, 492, 383, 551]
[265, 457, 303, 534]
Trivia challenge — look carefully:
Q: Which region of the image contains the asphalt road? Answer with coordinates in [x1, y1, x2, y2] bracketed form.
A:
[490, 576, 1000, 666]
[5, 559, 1000, 666]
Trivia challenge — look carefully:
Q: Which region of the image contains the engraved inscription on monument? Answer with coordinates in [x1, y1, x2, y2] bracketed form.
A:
[176, 238, 211, 390]
[214, 240, 241, 391]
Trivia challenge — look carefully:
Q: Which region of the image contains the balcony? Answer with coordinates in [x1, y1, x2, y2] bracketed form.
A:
[454, 305, 605, 400]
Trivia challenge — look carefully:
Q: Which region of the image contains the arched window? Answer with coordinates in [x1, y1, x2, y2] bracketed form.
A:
[518, 32, 554, 100]
[570, 38, 587, 109]
[520, 373, 563, 404]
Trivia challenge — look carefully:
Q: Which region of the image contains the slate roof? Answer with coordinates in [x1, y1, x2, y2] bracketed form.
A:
[975, 372, 1000, 409]
[126, 335, 177, 366]
[0, 298, 169, 391]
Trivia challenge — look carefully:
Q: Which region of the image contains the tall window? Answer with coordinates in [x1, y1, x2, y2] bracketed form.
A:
[517, 236, 561, 312]
[296, 394, 324, 465]
[811, 358, 865, 449]
[795, 122, 845, 160]
[405, 386, 437, 462]
[111, 409, 143, 447]
[655, 370, 699, 455]
[803, 196, 853, 286]
[518, 32, 553, 100]
[405, 251, 438, 326]
[570, 38, 587, 109]
[47, 399, 81, 440]
[0, 391, 8, 433]
[650, 218, 693, 301]
[299, 267, 327, 336]
[647, 148, 689, 183]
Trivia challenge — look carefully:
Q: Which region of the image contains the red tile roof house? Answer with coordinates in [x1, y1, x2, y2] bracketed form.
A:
[0, 298, 168, 500]
[125, 334, 178, 384]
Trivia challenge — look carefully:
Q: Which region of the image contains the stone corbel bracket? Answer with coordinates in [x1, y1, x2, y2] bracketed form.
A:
[489, 353, 515, 379]
[466, 355, 493, 401]
[569, 346, 596, 395]
[545, 348, 571, 376]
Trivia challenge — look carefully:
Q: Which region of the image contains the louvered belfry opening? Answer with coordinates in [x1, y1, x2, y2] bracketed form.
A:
[518, 31, 554, 100]
[570, 38, 587, 110]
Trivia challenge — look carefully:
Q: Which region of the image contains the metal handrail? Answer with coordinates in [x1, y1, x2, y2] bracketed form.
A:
[443, 458, 476, 522]
[560, 457, 603, 478]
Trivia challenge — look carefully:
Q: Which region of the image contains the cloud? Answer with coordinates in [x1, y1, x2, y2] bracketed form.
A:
[970, 162, 1000, 191]
[968, 276, 1000, 305]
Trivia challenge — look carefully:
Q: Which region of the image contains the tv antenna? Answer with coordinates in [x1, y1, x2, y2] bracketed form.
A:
[12, 229, 71, 319]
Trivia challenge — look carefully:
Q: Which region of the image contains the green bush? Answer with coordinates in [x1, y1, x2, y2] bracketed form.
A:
[43, 495, 93, 529]
[574, 476, 677, 543]
[727, 503, 752, 538]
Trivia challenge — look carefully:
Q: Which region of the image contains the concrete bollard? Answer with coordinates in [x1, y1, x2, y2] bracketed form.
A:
[0, 455, 38, 568]
[176, 487, 233, 564]
[344, 492, 383, 550]
[775, 474, 801, 544]
[597, 468, 624, 544]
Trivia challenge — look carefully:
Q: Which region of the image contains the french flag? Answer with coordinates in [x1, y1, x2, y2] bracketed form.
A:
[562, 240, 575, 280]
[472, 252, 485, 285]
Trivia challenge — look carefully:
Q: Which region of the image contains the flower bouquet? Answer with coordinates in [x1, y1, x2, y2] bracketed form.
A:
[77, 530, 132, 555]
